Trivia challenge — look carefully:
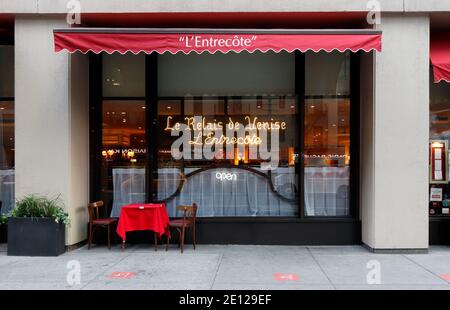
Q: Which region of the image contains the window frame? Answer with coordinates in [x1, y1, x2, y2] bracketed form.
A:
[89, 51, 360, 220]
[0, 43, 15, 170]
[0, 43, 15, 215]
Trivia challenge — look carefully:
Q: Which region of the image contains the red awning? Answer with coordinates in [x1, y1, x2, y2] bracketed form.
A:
[431, 33, 450, 83]
[54, 28, 382, 55]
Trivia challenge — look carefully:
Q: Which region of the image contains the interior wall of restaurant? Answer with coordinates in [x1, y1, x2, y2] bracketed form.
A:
[15, 16, 89, 245]
[362, 13, 430, 251]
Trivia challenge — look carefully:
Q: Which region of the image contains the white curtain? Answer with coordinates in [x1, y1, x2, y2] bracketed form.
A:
[110, 168, 146, 217]
[157, 167, 297, 217]
[304, 166, 350, 216]
[109, 166, 350, 218]
[0, 169, 14, 214]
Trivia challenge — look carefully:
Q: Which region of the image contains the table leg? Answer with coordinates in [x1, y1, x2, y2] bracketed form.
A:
[154, 233, 158, 252]
[121, 240, 126, 249]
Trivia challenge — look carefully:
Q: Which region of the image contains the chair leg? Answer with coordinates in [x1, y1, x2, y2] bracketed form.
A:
[166, 232, 169, 251]
[112, 222, 117, 245]
[88, 224, 93, 249]
[107, 225, 111, 250]
[154, 233, 158, 252]
[180, 227, 185, 254]
[192, 225, 196, 250]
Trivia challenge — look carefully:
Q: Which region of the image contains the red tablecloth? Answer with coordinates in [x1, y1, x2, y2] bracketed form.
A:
[116, 203, 170, 241]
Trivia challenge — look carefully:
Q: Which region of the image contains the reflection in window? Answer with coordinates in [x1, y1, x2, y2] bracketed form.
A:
[157, 51, 297, 217]
[430, 76, 450, 141]
[158, 51, 295, 96]
[102, 100, 147, 217]
[304, 52, 351, 216]
[429, 71, 450, 216]
[103, 53, 145, 98]
[101, 54, 147, 217]
[0, 46, 14, 215]
[95, 51, 356, 218]
[157, 96, 297, 217]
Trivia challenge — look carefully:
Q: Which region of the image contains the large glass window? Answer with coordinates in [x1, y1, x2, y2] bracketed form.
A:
[0, 45, 14, 215]
[101, 54, 147, 217]
[429, 71, 450, 216]
[304, 52, 351, 216]
[93, 51, 356, 219]
[157, 51, 298, 217]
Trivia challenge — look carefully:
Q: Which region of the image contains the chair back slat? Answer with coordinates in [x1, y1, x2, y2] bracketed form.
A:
[176, 203, 198, 226]
[88, 201, 104, 223]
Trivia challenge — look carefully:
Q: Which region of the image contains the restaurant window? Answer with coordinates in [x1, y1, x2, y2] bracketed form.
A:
[101, 53, 147, 217]
[304, 51, 351, 216]
[157, 51, 298, 217]
[429, 71, 450, 216]
[0, 45, 14, 215]
[93, 51, 357, 219]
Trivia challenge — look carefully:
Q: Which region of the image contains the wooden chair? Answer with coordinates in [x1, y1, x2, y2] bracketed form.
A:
[166, 203, 198, 253]
[88, 201, 118, 250]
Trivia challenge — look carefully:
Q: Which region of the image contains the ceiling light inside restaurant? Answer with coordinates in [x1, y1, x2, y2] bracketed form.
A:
[106, 67, 123, 87]
[432, 142, 444, 148]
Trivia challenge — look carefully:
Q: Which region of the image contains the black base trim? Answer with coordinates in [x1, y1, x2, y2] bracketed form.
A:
[65, 240, 88, 252]
[430, 217, 450, 245]
[193, 219, 361, 245]
[363, 243, 428, 254]
[104, 219, 361, 246]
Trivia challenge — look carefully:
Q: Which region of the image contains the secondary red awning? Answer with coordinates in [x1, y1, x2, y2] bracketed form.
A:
[54, 28, 382, 55]
[431, 33, 450, 83]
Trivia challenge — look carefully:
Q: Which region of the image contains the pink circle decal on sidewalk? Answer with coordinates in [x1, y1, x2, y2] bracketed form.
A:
[273, 273, 299, 281]
[439, 274, 450, 282]
[107, 272, 136, 279]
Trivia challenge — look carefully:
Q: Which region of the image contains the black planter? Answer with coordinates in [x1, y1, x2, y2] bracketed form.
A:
[0, 224, 6, 243]
[7, 217, 65, 256]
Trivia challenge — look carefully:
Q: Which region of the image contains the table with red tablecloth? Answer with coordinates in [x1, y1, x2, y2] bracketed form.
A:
[116, 203, 170, 243]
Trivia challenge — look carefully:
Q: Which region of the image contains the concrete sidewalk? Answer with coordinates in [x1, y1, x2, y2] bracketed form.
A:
[0, 243, 450, 290]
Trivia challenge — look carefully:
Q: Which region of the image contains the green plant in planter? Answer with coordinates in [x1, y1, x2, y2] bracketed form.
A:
[10, 194, 70, 226]
[0, 213, 7, 225]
